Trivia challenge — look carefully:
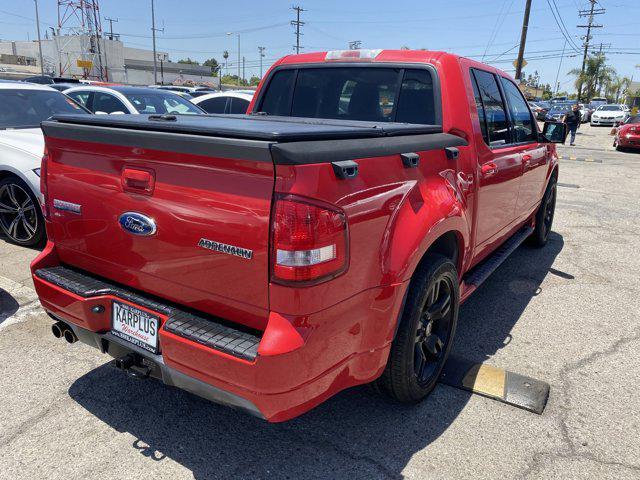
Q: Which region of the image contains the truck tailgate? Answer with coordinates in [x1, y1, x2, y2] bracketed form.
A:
[42, 121, 274, 330]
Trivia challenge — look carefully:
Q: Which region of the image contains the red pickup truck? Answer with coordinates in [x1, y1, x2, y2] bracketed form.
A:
[31, 49, 566, 422]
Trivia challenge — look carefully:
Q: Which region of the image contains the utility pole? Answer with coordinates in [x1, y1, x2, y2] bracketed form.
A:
[577, 0, 605, 101]
[104, 16, 118, 40]
[291, 5, 305, 54]
[33, 0, 45, 75]
[242, 56, 245, 85]
[349, 40, 362, 50]
[258, 46, 266, 78]
[150, 0, 164, 85]
[514, 0, 532, 81]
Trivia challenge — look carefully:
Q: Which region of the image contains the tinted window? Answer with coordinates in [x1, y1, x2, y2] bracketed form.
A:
[123, 92, 202, 115]
[395, 69, 436, 124]
[67, 91, 91, 108]
[290, 67, 399, 121]
[625, 115, 640, 124]
[93, 93, 128, 114]
[229, 97, 250, 114]
[198, 96, 228, 114]
[470, 71, 489, 144]
[0, 89, 87, 129]
[500, 77, 537, 143]
[472, 69, 509, 146]
[260, 69, 295, 116]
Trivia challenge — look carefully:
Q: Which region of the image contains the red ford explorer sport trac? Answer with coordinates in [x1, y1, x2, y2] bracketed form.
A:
[31, 49, 566, 422]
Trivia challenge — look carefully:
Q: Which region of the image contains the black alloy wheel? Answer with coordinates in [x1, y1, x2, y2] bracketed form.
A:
[372, 254, 459, 403]
[0, 177, 44, 247]
[414, 276, 454, 386]
[529, 176, 557, 248]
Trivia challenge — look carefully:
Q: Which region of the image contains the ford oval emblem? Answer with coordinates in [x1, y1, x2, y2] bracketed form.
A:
[118, 212, 157, 236]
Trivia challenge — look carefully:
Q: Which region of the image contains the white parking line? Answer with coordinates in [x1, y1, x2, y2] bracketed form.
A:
[0, 276, 41, 332]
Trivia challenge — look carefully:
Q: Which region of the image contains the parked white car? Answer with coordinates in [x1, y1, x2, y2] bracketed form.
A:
[190, 91, 254, 114]
[590, 104, 631, 126]
[63, 85, 205, 115]
[0, 80, 89, 246]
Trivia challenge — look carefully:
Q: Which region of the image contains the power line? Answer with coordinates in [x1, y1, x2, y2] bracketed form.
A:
[291, 5, 305, 54]
[546, 0, 581, 52]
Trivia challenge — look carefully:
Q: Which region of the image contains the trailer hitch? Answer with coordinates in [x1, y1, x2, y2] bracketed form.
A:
[112, 353, 152, 380]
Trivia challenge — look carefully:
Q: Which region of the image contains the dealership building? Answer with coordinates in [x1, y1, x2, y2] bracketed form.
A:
[0, 35, 218, 87]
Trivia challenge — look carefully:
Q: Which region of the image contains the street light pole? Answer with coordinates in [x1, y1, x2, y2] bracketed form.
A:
[227, 32, 241, 86]
[151, 0, 158, 84]
[258, 46, 266, 78]
[33, 0, 45, 75]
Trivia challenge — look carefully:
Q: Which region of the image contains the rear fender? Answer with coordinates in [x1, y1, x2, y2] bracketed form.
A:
[381, 174, 470, 285]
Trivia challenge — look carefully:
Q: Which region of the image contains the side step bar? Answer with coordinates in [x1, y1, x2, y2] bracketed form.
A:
[462, 226, 533, 293]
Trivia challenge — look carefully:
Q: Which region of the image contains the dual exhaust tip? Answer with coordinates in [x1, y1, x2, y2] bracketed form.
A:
[51, 321, 78, 344]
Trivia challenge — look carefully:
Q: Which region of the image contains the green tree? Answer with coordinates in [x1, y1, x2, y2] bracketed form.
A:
[177, 58, 200, 65]
[203, 58, 219, 76]
[569, 54, 615, 101]
[221, 74, 248, 86]
[249, 75, 261, 86]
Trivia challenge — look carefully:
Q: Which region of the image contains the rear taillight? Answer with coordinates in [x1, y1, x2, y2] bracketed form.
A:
[40, 147, 50, 220]
[271, 195, 348, 285]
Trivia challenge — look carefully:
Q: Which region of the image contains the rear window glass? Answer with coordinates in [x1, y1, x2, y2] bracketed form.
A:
[0, 89, 86, 129]
[259, 67, 438, 124]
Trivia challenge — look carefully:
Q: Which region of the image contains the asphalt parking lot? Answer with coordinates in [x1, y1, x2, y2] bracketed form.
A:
[1, 124, 639, 480]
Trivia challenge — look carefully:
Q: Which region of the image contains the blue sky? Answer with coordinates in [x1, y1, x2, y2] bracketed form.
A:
[1, 0, 639, 91]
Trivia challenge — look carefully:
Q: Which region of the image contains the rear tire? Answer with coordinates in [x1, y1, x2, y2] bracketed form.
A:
[373, 254, 459, 403]
[529, 175, 557, 248]
[0, 176, 45, 247]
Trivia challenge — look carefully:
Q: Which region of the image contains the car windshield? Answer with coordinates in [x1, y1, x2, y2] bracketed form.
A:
[122, 91, 203, 115]
[549, 104, 574, 113]
[0, 89, 87, 129]
[597, 105, 622, 111]
[625, 115, 640, 124]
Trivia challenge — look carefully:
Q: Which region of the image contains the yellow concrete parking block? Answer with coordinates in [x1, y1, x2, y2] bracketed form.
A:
[439, 356, 550, 414]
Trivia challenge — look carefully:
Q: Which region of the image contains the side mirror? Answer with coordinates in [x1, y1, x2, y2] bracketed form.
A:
[542, 121, 567, 144]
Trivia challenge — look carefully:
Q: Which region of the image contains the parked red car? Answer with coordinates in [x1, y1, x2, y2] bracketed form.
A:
[31, 49, 566, 422]
[614, 115, 640, 151]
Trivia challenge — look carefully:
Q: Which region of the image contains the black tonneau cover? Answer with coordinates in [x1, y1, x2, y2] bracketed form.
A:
[45, 113, 441, 142]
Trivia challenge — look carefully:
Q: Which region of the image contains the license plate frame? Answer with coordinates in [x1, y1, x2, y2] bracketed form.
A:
[111, 300, 160, 354]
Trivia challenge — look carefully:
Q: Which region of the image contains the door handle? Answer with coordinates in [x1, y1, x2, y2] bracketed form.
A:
[122, 168, 155, 195]
[522, 154, 533, 162]
[481, 162, 498, 177]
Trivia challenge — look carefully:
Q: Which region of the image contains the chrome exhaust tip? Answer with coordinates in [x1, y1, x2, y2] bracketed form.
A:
[63, 327, 78, 344]
[51, 321, 65, 339]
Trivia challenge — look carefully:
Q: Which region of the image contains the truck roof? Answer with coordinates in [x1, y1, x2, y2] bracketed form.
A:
[46, 113, 441, 142]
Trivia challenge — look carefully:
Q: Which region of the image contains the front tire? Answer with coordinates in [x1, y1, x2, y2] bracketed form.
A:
[529, 175, 557, 248]
[373, 254, 459, 403]
[0, 176, 45, 247]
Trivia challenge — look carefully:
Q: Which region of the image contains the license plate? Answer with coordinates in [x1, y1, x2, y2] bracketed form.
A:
[111, 301, 160, 354]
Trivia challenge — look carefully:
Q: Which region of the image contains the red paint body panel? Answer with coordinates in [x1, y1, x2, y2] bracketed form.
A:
[616, 124, 640, 149]
[44, 136, 273, 330]
[33, 49, 558, 421]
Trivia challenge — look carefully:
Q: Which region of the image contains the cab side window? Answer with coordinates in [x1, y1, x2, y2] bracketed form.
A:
[198, 97, 228, 114]
[470, 71, 488, 144]
[471, 69, 510, 147]
[92, 93, 127, 114]
[500, 77, 537, 143]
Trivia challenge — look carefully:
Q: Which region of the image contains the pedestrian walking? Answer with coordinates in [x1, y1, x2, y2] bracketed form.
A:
[563, 103, 581, 146]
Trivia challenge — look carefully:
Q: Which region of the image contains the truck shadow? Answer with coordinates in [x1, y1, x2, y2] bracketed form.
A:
[68, 232, 564, 479]
[0, 288, 20, 326]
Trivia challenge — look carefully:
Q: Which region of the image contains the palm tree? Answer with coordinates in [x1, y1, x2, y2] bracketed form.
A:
[569, 55, 616, 101]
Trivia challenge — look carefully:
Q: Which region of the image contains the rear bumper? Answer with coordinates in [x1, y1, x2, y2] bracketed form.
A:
[31, 242, 406, 422]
